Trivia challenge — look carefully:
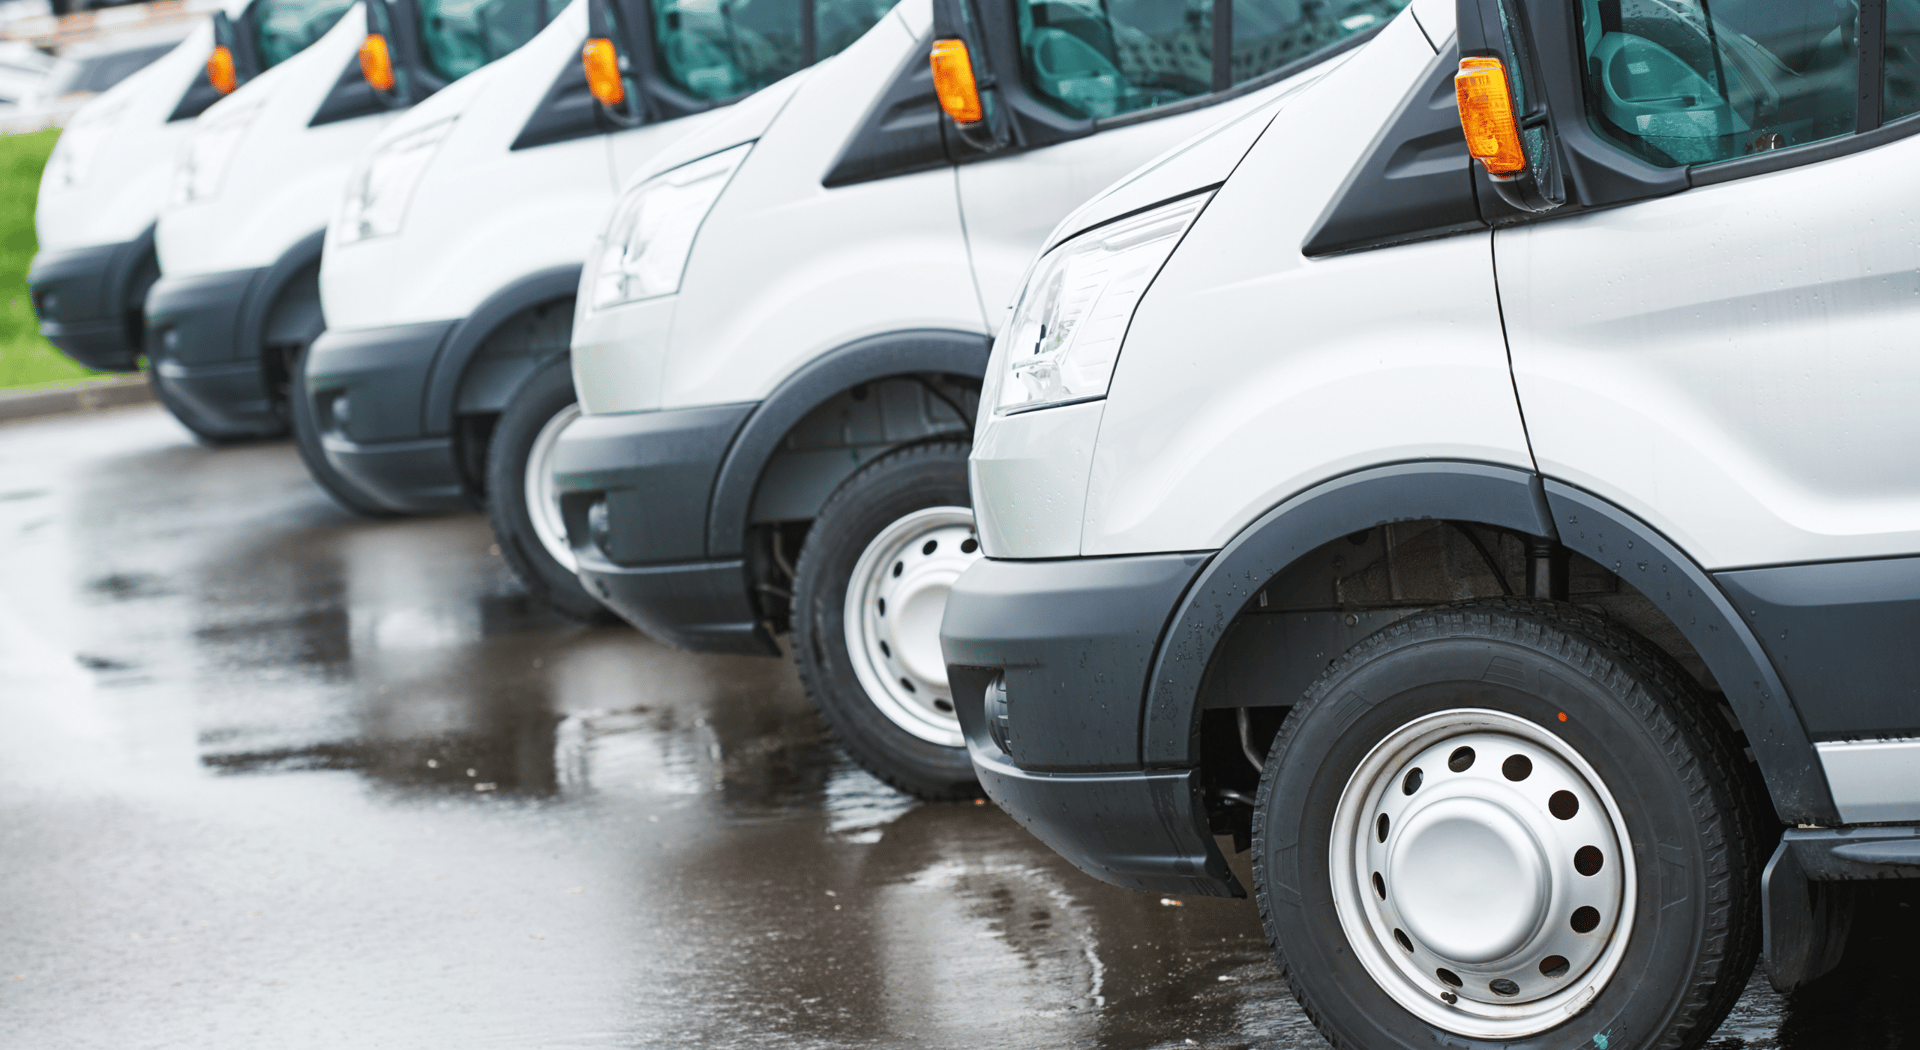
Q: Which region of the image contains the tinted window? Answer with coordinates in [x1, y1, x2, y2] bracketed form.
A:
[654, 0, 893, 101]
[1884, 0, 1920, 121]
[418, 0, 564, 81]
[254, 0, 355, 68]
[1016, 0, 1408, 121]
[816, 0, 896, 58]
[1573, 0, 1860, 166]
[1231, 0, 1403, 85]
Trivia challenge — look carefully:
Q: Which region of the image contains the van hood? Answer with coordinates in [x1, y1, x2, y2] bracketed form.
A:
[611, 64, 813, 192]
[1039, 75, 1323, 254]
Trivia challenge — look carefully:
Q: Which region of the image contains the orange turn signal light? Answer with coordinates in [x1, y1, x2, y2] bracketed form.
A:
[929, 38, 983, 125]
[1455, 56, 1526, 175]
[582, 38, 624, 107]
[207, 44, 237, 95]
[359, 34, 396, 92]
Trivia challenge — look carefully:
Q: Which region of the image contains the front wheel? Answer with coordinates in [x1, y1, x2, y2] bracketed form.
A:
[1255, 600, 1760, 1050]
[486, 355, 611, 624]
[791, 440, 984, 801]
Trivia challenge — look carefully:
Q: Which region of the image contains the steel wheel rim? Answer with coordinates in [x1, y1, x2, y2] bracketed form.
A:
[1328, 708, 1636, 1038]
[524, 402, 581, 575]
[843, 505, 981, 748]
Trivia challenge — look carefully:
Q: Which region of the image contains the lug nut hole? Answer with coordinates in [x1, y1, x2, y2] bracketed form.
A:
[922, 540, 938, 555]
[1502, 754, 1533, 781]
[1373, 872, 1386, 899]
[879, 641, 891, 659]
[892, 561, 904, 578]
[1549, 790, 1580, 819]
[1436, 968, 1462, 988]
[1376, 813, 1389, 842]
[1489, 978, 1520, 997]
[877, 599, 886, 616]
[1570, 906, 1601, 934]
[1402, 767, 1423, 795]
[1539, 955, 1570, 978]
[1394, 928, 1413, 953]
[899, 678, 917, 694]
[1575, 845, 1604, 876]
[961, 538, 979, 554]
[934, 699, 954, 713]
[1448, 746, 1475, 772]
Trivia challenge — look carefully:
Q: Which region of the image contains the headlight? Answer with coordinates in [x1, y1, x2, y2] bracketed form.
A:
[171, 97, 264, 206]
[44, 96, 129, 192]
[335, 117, 457, 245]
[591, 142, 751, 310]
[988, 193, 1210, 415]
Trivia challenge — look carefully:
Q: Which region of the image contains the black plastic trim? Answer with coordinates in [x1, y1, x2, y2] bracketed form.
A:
[552, 401, 757, 565]
[1714, 556, 1920, 741]
[510, 35, 617, 150]
[572, 553, 774, 655]
[309, 53, 387, 127]
[1544, 481, 1837, 825]
[822, 30, 949, 188]
[27, 226, 156, 371]
[1141, 462, 1555, 768]
[964, 750, 1243, 898]
[942, 552, 1210, 773]
[1783, 826, 1920, 880]
[420, 265, 581, 438]
[1303, 36, 1482, 257]
[306, 319, 457, 445]
[703, 329, 990, 558]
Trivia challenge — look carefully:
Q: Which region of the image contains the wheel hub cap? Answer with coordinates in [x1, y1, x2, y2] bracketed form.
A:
[1330, 711, 1636, 1038]
[844, 506, 981, 748]
[524, 403, 581, 575]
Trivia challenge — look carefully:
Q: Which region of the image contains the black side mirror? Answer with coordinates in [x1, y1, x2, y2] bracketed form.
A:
[1456, 0, 1564, 213]
[931, 0, 1011, 153]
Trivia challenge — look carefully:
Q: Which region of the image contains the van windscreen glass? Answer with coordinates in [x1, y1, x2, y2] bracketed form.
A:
[1015, 0, 1409, 121]
[254, 0, 356, 68]
[418, 0, 565, 81]
[816, 0, 897, 59]
[651, 0, 801, 100]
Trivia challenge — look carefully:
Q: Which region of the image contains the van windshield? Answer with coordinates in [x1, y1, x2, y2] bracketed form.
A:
[254, 0, 356, 69]
[652, 0, 895, 102]
[417, 0, 569, 81]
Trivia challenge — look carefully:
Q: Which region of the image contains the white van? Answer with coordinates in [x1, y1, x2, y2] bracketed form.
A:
[942, 0, 1920, 1047]
[544, 0, 1405, 798]
[143, 0, 562, 442]
[298, 0, 898, 618]
[29, 0, 351, 374]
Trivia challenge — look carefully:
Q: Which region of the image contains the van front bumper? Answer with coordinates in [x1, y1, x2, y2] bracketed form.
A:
[28, 236, 154, 372]
[939, 552, 1242, 897]
[305, 320, 465, 513]
[551, 402, 769, 655]
[146, 268, 281, 438]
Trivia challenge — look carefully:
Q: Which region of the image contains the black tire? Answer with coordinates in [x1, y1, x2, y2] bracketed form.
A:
[1254, 599, 1760, 1050]
[485, 356, 611, 624]
[791, 440, 983, 801]
[289, 341, 400, 518]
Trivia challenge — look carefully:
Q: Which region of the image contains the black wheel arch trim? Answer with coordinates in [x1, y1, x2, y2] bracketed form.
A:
[240, 230, 327, 363]
[702, 328, 990, 558]
[420, 264, 582, 437]
[1135, 461, 1835, 825]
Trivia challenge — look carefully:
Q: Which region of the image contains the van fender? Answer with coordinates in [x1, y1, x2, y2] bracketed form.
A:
[419, 264, 582, 437]
[702, 328, 990, 557]
[1137, 462, 1834, 825]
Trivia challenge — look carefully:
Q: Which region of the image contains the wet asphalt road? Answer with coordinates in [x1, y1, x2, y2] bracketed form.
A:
[0, 405, 1915, 1050]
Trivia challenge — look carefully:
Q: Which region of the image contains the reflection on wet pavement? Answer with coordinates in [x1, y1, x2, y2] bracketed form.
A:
[0, 406, 1913, 1050]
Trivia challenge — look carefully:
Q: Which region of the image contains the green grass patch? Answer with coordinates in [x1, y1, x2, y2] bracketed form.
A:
[0, 128, 105, 393]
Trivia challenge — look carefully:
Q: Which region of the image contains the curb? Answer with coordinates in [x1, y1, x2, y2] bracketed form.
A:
[0, 375, 156, 425]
